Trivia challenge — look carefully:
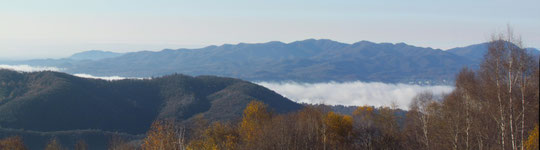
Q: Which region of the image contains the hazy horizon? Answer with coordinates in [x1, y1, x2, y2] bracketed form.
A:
[1, 38, 539, 61]
[1, 0, 539, 59]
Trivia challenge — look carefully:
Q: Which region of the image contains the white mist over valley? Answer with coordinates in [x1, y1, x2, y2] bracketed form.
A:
[258, 81, 453, 110]
[0, 64, 63, 72]
[0, 64, 141, 81]
[1, 64, 453, 109]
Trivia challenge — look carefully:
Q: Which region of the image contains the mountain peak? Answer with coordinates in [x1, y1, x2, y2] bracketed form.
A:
[352, 40, 376, 45]
[297, 38, 341, 43]
[69, 50, 123, 60]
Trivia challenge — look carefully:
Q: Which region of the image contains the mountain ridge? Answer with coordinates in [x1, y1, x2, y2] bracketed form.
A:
[66, 39, 473, 84]
[5, 39, 539, 84]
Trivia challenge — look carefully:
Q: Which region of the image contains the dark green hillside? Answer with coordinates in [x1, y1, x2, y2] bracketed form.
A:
[0, 69, 302, 135]
[0, 128, 142, 150]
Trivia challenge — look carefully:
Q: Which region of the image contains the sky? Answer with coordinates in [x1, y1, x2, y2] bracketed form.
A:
[1, 0, 539, 59]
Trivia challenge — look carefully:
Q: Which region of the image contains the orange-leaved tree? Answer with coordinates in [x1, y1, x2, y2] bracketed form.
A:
[0, 136, 27, 150]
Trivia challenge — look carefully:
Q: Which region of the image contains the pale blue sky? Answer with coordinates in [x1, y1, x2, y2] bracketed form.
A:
[1, 0, 539, 59]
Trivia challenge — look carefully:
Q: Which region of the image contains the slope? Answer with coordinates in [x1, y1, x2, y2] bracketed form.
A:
[0, 69, 302, 135]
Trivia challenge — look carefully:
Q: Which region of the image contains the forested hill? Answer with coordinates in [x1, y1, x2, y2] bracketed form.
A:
[0, 69, 301, 135]
[0, 40, 477, 84]
[66, 39, 474, 84]
[7, 39, 539, 84]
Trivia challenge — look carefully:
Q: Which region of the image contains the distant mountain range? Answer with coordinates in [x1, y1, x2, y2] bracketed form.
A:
[446, 42, 540, 63]
[4, 39, 539, 84]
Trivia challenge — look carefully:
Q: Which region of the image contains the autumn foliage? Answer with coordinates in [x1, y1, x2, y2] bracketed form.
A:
[187, 121, 238, 150]
[44, 138, 64, 150]
[526, 125, 539, 150]
[0, 136, 27, 150]
[238, 100, 271, 148]
[141, 120, 184, 150]
[323, 111, 353, 148]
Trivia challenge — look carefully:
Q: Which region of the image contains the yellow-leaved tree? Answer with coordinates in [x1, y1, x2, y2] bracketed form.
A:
[141, 120, 184, 150]
[239, 100, 271, 148]
[324, 111, 353, 149]
[525, 124, 539, 150]
[353, 105, 375, 127]
[187, 122, 238, 150]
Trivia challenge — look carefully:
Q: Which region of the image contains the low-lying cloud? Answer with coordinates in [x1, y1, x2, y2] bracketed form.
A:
[2, 64, 454, 109]
[0, 64, 140, 81]
[257, 81, 454, 110]
[73, 74, 132, 81]
[0, 64, 62, 72]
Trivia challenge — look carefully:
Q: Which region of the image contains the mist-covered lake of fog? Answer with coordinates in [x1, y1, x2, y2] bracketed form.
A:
[257, 81, 453, 110]
[1, 64, 454, 110]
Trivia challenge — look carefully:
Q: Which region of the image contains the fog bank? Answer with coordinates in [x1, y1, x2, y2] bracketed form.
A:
[0, 64, 62, 72]
[2, 64, 455, 109]
[0, 64, 139, 81]
[257, 81, 454, 110]
[73, 74, 131, 81]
